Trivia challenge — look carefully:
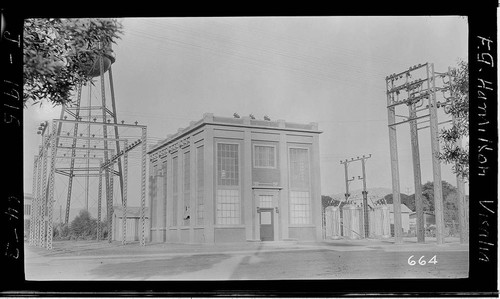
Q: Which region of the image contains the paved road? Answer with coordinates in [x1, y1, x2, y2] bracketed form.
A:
[25, 240, 468, 280]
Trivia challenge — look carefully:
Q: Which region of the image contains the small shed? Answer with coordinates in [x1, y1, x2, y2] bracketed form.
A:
[387, 203, 412, 235]
[112, 206, 150, 242]
[409, 211, 436, 231]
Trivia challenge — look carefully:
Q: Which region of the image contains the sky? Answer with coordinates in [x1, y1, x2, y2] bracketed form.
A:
[23, 16, 468, 215]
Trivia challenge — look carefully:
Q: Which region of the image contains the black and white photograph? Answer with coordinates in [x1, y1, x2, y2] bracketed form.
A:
[1, 7, 498, 297]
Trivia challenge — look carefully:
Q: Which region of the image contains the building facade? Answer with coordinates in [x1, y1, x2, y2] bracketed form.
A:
[148, 113, 322, 243]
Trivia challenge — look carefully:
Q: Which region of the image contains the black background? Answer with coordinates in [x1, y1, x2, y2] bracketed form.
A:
[1, 2, 497, 296]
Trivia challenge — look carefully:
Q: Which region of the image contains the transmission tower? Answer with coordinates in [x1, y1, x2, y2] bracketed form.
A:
[385, 62, 468, 245]
[29, 45, 148, 249]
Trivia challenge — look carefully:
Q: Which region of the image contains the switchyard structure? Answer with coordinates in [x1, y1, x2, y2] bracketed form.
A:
[29, 46, 148, 250]
[340, 154, 372, 238]
[385, 62, 468, 245]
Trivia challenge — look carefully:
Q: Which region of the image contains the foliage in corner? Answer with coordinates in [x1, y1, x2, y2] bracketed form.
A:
[437, 60, 469, 182]
[23, 18, 123, 107]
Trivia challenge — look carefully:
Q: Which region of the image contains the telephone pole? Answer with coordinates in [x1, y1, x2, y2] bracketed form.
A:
[358, 155, 371, 238]
[409, 101, 425, 243]
[340, 159, 355, 202]
[385, 62, 459, 245]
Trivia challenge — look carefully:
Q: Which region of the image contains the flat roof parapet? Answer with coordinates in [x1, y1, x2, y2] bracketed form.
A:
[148, 114, 321, 154]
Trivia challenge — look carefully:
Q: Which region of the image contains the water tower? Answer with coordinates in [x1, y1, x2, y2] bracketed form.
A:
[30, 43, 149, 249]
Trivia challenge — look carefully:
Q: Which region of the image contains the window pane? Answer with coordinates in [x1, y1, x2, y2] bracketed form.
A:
[217, 143, 239, 186]
[216, 189, 240, 225]
[289, 148, 310, 189]
[254, 145, 275, 168]
[259, 195, 273, 208]
[290, 191, 310, 224]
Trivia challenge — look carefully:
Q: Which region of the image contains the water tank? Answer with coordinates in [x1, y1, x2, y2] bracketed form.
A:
[81, 49, 115, 78]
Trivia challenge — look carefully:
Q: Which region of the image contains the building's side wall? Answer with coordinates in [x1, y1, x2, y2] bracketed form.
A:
[214, 227, 246, 243]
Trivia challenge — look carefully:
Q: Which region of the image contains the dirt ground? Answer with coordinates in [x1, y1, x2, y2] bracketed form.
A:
[25, 238, 469, 280]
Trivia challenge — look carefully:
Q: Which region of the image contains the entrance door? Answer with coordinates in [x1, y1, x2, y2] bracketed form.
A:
[259, 208, 274, 241]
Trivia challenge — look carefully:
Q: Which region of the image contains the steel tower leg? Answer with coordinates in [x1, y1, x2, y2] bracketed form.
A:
[108, 67, 124, 205]
[34, 151, 42, 247]
[140, 127, 147, 246]
[97, 166, 103, 241]
[40, 135, 49, 248]
[64, 84, 83, 224]
[47, 122, 58, 249]
[97, 53, 114, 244]
[29, 156, 38, 245]
[122, 140, 128, 245]
[108, 170, 114, 243]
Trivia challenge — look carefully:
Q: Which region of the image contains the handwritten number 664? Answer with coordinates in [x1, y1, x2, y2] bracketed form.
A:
[408, 255, 437, 266]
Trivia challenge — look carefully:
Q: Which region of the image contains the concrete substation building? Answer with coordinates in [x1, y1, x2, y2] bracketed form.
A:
[147, 113, 322, 243]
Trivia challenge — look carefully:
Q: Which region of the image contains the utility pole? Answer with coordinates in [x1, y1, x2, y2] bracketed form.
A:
[341, 154, 372, 238]
[358, 155, 372, 238]
[385, 62, 453, 245]
[340, 159, 355, 202]
[409, 101, 425, 243]
[426, 63, 445, 245]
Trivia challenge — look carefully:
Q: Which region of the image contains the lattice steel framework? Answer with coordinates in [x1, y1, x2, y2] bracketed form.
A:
[28, 50, 148, 250]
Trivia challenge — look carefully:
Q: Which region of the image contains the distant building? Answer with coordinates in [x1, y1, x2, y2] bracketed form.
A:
[148, 113, 322, 243]
[112, 206, 150, 242]
[24, 193, 33, 240]
[387, 203, 412, 234]
[409, 211, 436, 230]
